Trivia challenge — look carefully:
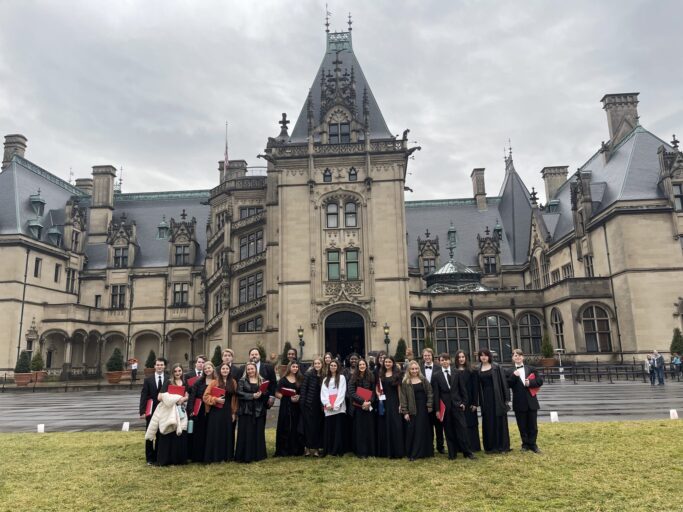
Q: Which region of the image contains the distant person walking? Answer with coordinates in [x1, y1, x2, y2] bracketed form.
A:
[647, 355, 656, 386]
[653, 350, 665, 386]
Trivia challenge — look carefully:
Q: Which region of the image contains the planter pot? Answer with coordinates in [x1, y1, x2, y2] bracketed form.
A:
[14, 373, 32, 386]
[106, 371, 124, 384]
[540, 357, 557, 368]
[143, 368, 155, 377]
[32, 370, 47, 383]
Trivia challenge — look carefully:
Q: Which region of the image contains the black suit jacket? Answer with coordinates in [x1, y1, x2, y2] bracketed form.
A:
[420, 362, 442, 384]
[431, 367, 467, 412]
[242, 362, 276, 396]
[184, 370, 202, 383]
[139, 373, 166, 416]
[506, 365, 542, 412]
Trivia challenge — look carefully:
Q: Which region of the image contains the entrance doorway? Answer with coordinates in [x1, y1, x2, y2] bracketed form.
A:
[325, 311, 365, 362]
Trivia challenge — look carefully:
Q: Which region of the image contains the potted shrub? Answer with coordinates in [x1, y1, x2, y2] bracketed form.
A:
[211, 345, 222, 368]
[30, 351, 47, 382]
[540, 333, 556, 367]
[14, 350, 32, 386]
[144, 350, 157, 377]
[394, 338, 407, 366]
[106, 348, 125, 384]
[279, 341, 293, 377]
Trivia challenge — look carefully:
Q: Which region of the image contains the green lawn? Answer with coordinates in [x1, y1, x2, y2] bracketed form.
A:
[1, 421, 681, 511]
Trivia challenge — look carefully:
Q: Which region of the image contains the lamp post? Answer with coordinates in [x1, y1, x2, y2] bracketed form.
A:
[297, 326, 305, 361]
[383, 323, 390, 353]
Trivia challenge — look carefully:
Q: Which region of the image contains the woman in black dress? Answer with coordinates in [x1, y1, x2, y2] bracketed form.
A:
[156, 363, 189, 466]
[400, 360, 433, 461]
[454, 350, 481, 452]
[274, 361, 305, 457]
[300, 357, 324, 457]
[373, 351, 387, 380]
[235, 362, 269, 462]
[476, 348, 511, 453]
[376, 356, 404, 459]
[203, 363, 238, 463]
[349, 358, 376, 458]
[188, 361, 214, 462]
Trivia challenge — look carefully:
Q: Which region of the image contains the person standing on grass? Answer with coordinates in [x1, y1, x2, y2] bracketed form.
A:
[420, 347, 444, 454]
[348, 358, 377, 458]
[507, 349, 543, 453]
[399, 360, 433, 461]
[156, 363, 189, 466]
[455, 350, 481, 452]
[300, 357, 325, 457]
[274, 361, 305, 457]
[203, 363, 238, 463]
[475, 349, 510, 454]
[187, 361, 215, 462]
[139, 357, 166, 465]
[321, 359, 347, 457]
[235, 362, 269, 463]
[245, 347, 276, 408]
[376, 356, 405, 459]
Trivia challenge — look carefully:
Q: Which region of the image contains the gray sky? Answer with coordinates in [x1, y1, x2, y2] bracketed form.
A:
[1, 0, 681, 202]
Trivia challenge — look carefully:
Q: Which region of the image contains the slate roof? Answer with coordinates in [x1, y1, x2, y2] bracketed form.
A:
[542, 126, 673, 242]
[497, 156, 533, 264]
[289, 31, 392, 143]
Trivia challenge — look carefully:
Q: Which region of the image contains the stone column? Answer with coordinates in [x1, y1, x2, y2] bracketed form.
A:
[61, 337, 73, 381]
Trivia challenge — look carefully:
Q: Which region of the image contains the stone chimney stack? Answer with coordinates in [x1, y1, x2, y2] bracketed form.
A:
[226, 160, 248, 179]
[89, 165, 117, 236]
[2, 134, 28, 168]
[540, 166, 568, 201]
[74, 178, 94, 195]
[471, 168, 486, 210]
[601, 93, 639, 145]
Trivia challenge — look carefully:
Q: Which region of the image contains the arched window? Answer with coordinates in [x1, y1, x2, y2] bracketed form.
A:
[434, 316, 470, 356]
[323, 168, 332, 183]
[344, 202, 357, 227]
[541, 253, 550, 287]
[411, 315, 426, 356]
[477, 314, 512, 362]
[551, 308, 564, 349]
[582, 305, 612, 352]
[519, 313, 542, 354]
[530, 258, 541, 289]
[349, 167, 358, 182]
[326, 203, 338, 228]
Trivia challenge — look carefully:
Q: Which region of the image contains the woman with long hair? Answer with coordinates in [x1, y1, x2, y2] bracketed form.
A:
[399, 360, 433, 461]
[203, 363, 238, 463]
[156, 363, 189, 466]
[349, 358, 376, 458]
[376, 355, 404, 458]
[235, 362, 269, 462]
[320, 359, 347, 456]
[374, 351, 387, 379]
[300, 357, 325, 457]
[323, 352, 333, 373]
[476, 348, 511, 453]
[274, 361, 305, 456]
[454, 350, 481, 452]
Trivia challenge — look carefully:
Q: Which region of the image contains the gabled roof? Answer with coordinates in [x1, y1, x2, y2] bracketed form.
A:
[289, 31, 392, 142]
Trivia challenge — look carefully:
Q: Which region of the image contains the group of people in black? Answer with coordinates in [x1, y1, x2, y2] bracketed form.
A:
[140, 344, 543, 466]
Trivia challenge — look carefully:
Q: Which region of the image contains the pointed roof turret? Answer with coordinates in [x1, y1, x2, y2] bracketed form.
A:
[497, 148, 533, 264]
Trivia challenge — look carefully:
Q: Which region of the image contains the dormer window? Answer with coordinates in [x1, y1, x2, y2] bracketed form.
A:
[29, 190, 46, 217]
[28, 219, 43, 240]
[47, 227, 62, 247]
[329, 122, 350, 144]
[175, 244, 191, 266]
[349, 167, 358, 181]
[323, 168, 332, 183]
[114, 247, 129, 268]
[484, 256, 497, 274]
[674, 183, 683, 211]
[71, 230, 80, 252]
[157, 216, 169, 239]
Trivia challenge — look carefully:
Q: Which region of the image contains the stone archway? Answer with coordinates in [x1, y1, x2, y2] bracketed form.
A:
[324, 310, 366, 362]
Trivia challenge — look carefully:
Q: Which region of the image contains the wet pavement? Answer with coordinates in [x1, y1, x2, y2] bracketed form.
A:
[0, 381, 681, 433]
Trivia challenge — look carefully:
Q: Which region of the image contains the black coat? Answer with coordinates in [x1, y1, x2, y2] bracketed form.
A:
[420, 362, 442, 384]
[139, 373, 166, 416]
[299, 368, 322, 410]
[476, 364, 510, 416]
[184, 370, 202, 383]
[240, 362, 276, 396]
[431, 367, 467, 412]
[348, 373, 376, 417]
[506, 365, 542, 412]
[237, 378, 269, 417]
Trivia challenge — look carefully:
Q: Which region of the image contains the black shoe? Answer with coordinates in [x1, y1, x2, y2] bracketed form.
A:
[465, 453, 476, 460]
[437, 447, 445, 454]
[531, 446, 542, 454]
[146, 461, 153, 466]
[448, 455, 456, 460]
[409, 457, 416, 462]
[521, 446, 530, 452]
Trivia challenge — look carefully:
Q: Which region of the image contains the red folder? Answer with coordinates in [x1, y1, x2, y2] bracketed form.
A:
[192, 398, 202, 416]
[328, 394, 337, 408]
[280, 387, 297, 398]
[527, 373, 539, 397]
[259, 380, 270, 393]
[188, 376, 199, 387]
[145, 399, 153, 417]
[167, 384, 185, 396]
[211, 386, 225, 409]
[353, 387, 373, 408]
[438, 399, 446, 422]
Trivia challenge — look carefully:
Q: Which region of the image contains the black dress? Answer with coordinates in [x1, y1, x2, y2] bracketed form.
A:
[349, 374, 376, 457]
[377, 375, 404, 458]
[156, 382, 188, 466]
[459, 369, 481, 452]
[405, 383, 433, 460]
[204, 382, 237, 463]
[300, 369, 324, 451]
[274, 377, 304, 456]
[188, 378, 208, 462]
[479, 369, 510, 453]
[235, 380, 268, 463]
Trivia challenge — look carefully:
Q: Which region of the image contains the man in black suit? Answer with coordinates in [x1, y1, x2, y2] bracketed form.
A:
[507, 349, 543, 453]
[222, 348, 242, 381]
[432, 352, 475, 460]
[139, 357, 167, 465]
[419, 348, 444, 454]
[184, 354, 205, 382]
[247, 347, 276, 408]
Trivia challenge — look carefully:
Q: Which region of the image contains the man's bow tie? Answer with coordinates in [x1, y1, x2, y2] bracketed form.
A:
[425, 366, 432, 369]
[516, 365, 524, 369]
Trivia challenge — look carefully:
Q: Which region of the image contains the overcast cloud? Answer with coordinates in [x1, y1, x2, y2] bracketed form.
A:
[0, 0, 681, 202]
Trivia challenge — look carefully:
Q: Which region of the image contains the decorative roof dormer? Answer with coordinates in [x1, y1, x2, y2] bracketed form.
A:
[417, 228, 440, 276]
[29, 189, 46, 217]
[170, 209, 198, 267]
[157, 215, 170, 240]
[477, 225, 502, 276]
[47, 226, 62, 247]
[106, 212, 136, 245]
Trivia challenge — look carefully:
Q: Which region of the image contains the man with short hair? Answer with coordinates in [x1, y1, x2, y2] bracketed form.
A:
[184, 355, 205, 382]
[139, 357, 167, 465]
[247, 347, 276, 407]
[653, 350, 665, 385]
[507, 349, 543, 453]
[420, 348, 444, 454]
[222, 348, 242, 381]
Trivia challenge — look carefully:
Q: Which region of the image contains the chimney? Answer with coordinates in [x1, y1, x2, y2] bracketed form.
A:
[601, 93, 639, 146]
[2, 134, 28, 168]
[74, 178, 93, 195]
[226, 160, 248, 179]
[89, 165, 117, 236]
[470, 168, 486, 210]
[218, 160, 226, 183]
[541, 166, 568, 201]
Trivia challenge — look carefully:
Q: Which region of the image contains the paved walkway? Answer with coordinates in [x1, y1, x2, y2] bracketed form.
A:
[0, 381, 681, 432]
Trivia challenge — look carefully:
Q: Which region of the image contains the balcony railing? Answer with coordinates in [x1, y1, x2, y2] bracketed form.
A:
[229, 296, 266, 319]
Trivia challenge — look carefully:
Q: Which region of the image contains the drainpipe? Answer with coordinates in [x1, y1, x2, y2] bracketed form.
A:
[602, 225, 623, 363]
[16, 248, 30, 362]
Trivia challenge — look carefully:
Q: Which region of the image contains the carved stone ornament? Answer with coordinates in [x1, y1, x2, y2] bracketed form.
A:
[324, 280, 362, 303]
